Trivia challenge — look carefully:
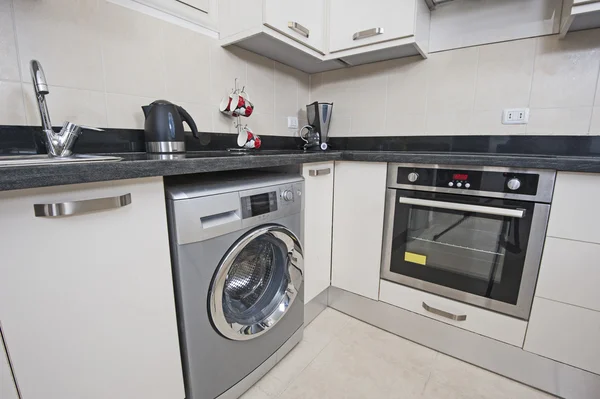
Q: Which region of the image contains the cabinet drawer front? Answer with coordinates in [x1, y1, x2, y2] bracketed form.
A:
[547, 172, 600, 243]
[264, 0, 325, 53]
[329, 0, 416, 53]
[0, 178, 184, 399]
[379, 280, 528, 346]
[302, 162, 335, 303]
[525, 297, 600, 374]
[536, 237, 600, 311]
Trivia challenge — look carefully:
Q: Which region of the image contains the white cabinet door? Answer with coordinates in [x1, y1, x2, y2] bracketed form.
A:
[0, 178, 184, 399]
[1, 335, 18, 399]
[525, 297, 600, 374]
[547, 172, 600, 244]
[264, 0, 326, 53]
[329, 0, 417, 53]
[331, 162, 387, 300]
[302, 162, 335, 303]
[536, 237, 600, 312]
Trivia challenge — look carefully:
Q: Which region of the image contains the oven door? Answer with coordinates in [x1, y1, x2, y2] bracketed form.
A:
[381, 189, 550, 320]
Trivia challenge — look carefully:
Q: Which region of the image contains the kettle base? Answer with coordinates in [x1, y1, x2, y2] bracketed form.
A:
[146, 141, 186, 153]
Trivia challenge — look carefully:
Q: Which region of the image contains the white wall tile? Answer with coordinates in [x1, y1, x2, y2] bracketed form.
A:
[0, 81, 26, 125]
[246, 51, 274, 116]
[426, 47, 479, 113]
[530, 29, 600, 109]
[384, 112, 426, 136]
[426, 111, 473, 135]
[101, 2, 166, 98]
[469, 110, 527, 135]
[210, 45, 247, 107]
[106, 93, 153, 129]
[174, 101, 213, 133]
[249, 112, 274, 136]
[23, 85, 107, 128]
[590, 107, 600, 134]
[385, 56, 428, 115]
[13, 0, 104, 91]
[526, 107, 592, 135]
[0, 1, 20, 81]
[326, 110, 352, 137]
[274, 62, 298, 118]
[163, 23, 211, 105]
[474, 38, 536, 111]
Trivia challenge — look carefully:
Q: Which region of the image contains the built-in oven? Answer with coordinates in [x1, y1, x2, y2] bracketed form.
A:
[381, 163, 556, 320]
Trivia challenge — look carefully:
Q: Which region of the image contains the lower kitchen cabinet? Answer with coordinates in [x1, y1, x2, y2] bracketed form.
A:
[379, 280, 528, 347]
[331, 161, 387, 300]
[302, 162, 335, 303]
[525, 297, 600, 375]
[0, 177, 184, 399]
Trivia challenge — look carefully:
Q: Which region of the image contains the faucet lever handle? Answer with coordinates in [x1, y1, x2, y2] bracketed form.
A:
[78, 125, 104, 132]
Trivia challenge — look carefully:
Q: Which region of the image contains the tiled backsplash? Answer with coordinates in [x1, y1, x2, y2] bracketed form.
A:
[0, 0, 309, 137]
[310, 29, 600, 137]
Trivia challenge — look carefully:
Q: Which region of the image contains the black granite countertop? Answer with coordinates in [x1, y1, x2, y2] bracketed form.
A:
[2, 150, 600, 192]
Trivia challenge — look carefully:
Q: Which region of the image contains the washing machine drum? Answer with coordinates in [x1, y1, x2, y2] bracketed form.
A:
[209, 224, 303, 341]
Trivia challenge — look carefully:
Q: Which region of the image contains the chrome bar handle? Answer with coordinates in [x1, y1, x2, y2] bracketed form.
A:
[288, 21, 309, 38]
[309, 168, 331, 177]
[34, 193, 132, 217]
[353, 27, 384, 40]
[399, 197, 526, 219]
[422, 302, 467, 321]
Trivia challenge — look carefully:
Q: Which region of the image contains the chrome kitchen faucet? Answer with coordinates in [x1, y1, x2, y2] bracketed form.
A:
[30, 59, 102, 157]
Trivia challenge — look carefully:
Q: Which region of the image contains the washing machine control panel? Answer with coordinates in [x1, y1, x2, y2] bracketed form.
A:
[240, 182, 303, 221]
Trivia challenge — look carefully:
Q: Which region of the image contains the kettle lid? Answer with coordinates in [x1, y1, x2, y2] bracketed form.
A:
[150, 99, 175, 106]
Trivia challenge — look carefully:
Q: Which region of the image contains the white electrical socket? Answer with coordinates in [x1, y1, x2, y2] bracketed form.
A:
[287, 117, 298, 129]
[502, 108, 529, 125]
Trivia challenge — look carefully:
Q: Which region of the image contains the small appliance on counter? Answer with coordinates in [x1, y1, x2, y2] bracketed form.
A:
[142, 100, 199, 153]
[300, 101, 333, 151]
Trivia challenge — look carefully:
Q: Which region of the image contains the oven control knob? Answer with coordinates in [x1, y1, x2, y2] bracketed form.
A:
[456, 182, 462, 188]
[282, 190, 294, 201]
[448, 182, 454, 187]
[465, 183, 471, 189]
[407, 172, 419, 183]
[507, 178, 521, 191]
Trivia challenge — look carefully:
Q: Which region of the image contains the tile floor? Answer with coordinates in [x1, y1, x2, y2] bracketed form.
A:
[240, 308, 555, 399]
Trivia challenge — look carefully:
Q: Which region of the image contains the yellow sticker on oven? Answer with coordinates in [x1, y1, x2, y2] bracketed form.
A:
[404, 252, 427, 265]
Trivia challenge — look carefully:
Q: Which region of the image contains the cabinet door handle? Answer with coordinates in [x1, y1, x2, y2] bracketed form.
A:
[422, 302, 467, 321]
[353, 27, 384, 40]
[288, 21, 310, 38]
[34, 193, 132, 217]
[309, 168, 331, 177]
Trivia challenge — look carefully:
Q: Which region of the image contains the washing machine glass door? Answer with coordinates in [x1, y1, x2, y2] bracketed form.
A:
[209, 224, 304, 341]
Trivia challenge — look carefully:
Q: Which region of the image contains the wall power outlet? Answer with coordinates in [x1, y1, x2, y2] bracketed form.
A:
[502, 108, 529, 125]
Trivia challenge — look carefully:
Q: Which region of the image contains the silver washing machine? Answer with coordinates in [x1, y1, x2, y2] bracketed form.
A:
[165, 172, 304, 399]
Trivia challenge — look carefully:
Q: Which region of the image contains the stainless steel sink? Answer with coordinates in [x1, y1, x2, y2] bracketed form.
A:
[0, 154, 123, 168]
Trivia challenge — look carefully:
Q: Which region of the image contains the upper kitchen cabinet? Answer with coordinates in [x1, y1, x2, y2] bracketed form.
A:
[326, 0, 431, 65]
[219, 0, 344, 73]
[560, 0, 600, 37]
[126, 0, 219, 32]
[263, 0, 326, 53]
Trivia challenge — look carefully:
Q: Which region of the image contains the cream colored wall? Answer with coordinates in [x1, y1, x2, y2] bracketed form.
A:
[311, 29, 600, 137]
[0, 0, 309, 137]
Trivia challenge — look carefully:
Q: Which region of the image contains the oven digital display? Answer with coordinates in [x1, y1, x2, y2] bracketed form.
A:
[249, 193, 275, 216]
[452, 174, 468, 181]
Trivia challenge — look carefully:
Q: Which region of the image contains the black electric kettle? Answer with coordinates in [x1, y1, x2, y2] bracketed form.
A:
[142, 100, 199, 153]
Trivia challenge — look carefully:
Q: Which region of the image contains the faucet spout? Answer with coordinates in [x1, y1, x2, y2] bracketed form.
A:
[30, 60, 54, 138]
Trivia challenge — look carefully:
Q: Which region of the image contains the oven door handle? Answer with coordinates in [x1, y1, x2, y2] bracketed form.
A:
[398, 197, 526, 219]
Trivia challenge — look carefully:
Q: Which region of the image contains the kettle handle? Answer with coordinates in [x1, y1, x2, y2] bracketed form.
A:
[176, 105, 200, 139]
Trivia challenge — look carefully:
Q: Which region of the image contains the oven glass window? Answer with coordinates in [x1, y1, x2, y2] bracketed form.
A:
[388, 190, 535, 307]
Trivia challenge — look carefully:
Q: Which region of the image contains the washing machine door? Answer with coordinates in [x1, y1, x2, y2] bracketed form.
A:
[209, 224, 304, 341]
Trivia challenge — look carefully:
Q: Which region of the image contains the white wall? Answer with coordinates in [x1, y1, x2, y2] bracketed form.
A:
[311, 29, 600, 137]
[0, 0, 309, 137]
